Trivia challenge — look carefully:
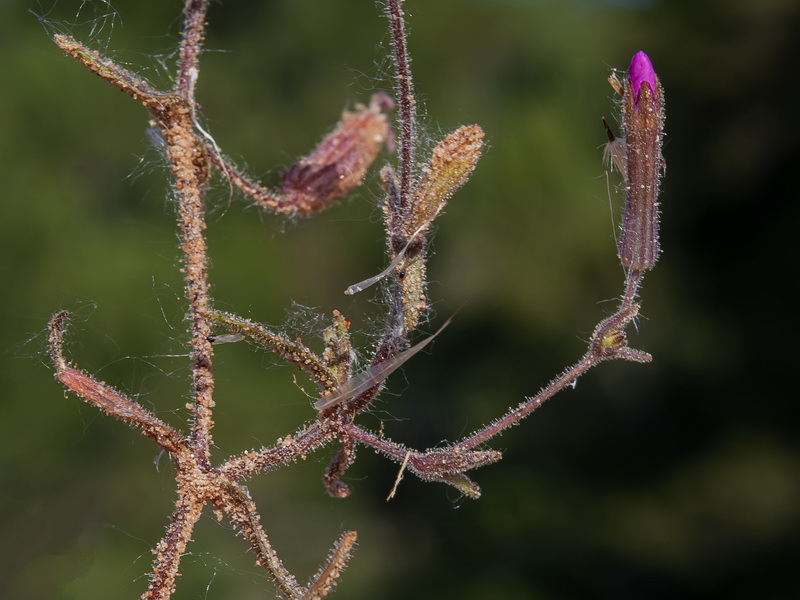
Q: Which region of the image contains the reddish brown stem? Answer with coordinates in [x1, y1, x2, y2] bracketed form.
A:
[218, 482, 305, 599]
[303, 531, 358, 599]
[454, 300, 648, 451]
[158, 0, 215, 469]
[622, 268, 644, 310]
[142, 493, 204, 600]
[386, 0, 416, 208]
[218, 422, 335, 481]
[48, 312, 185, 454]
[456, 355, 600, 451]
[176, 0, 210, 100]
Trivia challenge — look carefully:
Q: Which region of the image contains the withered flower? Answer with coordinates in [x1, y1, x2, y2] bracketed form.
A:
[280, 91, 394, 215]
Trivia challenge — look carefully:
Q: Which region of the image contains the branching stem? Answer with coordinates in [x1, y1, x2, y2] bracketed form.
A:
[46, 1, 661, 597]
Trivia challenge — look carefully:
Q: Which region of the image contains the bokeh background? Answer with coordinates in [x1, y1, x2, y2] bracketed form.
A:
[2, 0, 798, 598]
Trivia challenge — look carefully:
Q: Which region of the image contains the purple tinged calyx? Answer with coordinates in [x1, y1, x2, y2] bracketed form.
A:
[616, 49, 664, 272]
[629, 51, 657, 104]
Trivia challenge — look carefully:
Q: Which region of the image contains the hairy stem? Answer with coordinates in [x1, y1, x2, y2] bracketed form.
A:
[454, 300, 648, 451]
[48, 312, 185, 454]
[303, 531, 358, 599]
[386, 0, 416, 208]
[143, 493, 204, 600]
[167, 118, 214, 468]
[164, 0, 215, 469]
[218, 422, 335, 481]
[176, 0, 210, 101]
[53, 35, 172, 110]
[456, 355, 600, 451]
[208, 310, 338, 393]
[219, 482, 305, 599]
[622, 268, 644, 310]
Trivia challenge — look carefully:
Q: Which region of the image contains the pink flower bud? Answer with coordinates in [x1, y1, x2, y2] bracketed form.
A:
[629, 51, 657, 107]
[618, 51, 665, 271]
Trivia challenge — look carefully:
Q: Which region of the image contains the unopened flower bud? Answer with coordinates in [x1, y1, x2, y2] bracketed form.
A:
[408, 124, 484, 235]
[618, 51, 664, 271]
[393, 125, 484, 331]
[629, 50, 657, 107]
[279, 92, 394, 215]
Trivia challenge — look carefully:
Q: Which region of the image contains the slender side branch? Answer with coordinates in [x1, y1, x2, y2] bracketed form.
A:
[208, 310, 339, 393]
[202, 145, 290, 213]
[456, 355, 599, 452]
[217, 481, 306, 599]
[53, 35, 173, 111]
[303, 531, 358, 600]
[454, 302, 650, 452]
[218, 422, 335, 481]
[48, 312, 185, 454]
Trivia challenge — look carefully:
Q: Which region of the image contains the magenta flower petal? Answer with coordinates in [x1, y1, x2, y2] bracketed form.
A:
[629, 51, 657, 104]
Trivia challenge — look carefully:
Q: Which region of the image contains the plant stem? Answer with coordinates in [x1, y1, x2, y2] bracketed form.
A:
[143, 493, 204, 600]
[456, 355, 600, 451]
[170, 0, 215, 469]
[386, 0, 416, 208]
[177, 0, 210, 101]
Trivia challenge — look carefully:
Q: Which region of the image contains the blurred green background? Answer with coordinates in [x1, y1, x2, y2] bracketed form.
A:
[2, 0, 798, 598]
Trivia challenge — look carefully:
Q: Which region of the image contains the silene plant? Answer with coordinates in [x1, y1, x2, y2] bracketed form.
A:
[46, 1, 666, 598]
